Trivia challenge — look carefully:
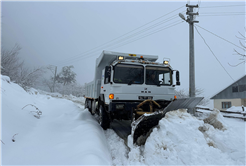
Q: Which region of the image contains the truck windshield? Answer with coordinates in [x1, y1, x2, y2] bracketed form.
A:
[146, 66, 172, 86]
[113, 64, 144, 84]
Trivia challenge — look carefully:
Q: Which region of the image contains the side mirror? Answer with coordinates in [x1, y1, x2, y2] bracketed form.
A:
[104, 66, 111, 84]
[176, 71, 180, 86]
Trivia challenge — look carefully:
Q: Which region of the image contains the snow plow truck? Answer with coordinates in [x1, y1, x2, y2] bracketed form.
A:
[84, 50, 203, 145]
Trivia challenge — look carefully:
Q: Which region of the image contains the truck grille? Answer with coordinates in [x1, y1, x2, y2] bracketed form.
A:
[138, 96, 153, 100]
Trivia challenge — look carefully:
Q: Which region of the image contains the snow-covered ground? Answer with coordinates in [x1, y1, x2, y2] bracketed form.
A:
[107, 109, 245, 165]
[1, 75, 246, 165]
[226, 106, 246, 113]
[1, 75, 111, 165]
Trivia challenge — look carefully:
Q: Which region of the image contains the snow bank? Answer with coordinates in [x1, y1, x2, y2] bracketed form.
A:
[203, 109, 227, 130]
[36, 89, 85, 104]
[1, 75, 111, 165]
[125, 109, 245, 165]
[1, 75, 11, 83]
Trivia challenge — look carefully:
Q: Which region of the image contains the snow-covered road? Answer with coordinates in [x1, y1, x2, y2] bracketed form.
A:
[1, 75, 245, 165]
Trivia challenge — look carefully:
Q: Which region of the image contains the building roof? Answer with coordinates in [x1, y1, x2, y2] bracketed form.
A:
[210, 74, 246, 99]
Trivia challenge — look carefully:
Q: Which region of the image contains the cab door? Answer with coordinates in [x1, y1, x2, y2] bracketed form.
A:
[100, 66, 111, 98]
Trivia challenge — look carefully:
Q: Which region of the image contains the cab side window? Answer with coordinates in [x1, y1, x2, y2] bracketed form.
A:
[105, 66, 111, 84]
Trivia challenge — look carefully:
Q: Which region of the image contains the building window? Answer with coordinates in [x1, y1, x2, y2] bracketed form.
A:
[243, 99, 246, 106]
[232, 84, 246, 93]
[239, 84, 246, 92]
[232, 86, 238, 92]
[222, 102, 231, 109]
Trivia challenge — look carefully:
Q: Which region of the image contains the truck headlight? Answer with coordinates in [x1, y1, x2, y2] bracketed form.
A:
[164, 60, 169, 65]
[118, 56, 124, 60]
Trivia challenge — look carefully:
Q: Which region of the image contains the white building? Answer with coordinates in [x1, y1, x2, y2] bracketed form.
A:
[211, 75, 246, 110]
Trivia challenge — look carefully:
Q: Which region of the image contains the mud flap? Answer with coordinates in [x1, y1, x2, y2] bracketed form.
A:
[131, 97, 203, 145]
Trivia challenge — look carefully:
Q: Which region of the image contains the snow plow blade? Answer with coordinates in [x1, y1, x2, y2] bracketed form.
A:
[131, 97, 203, 145]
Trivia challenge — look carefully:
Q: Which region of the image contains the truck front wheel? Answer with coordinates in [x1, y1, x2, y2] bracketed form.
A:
[98, 105, 110, 130]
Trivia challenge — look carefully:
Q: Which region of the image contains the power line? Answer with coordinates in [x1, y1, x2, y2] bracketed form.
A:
[54, 4, 245, 66]
[195, 25, 244, 50]
[199, 14, 246, 16]
[56, 5, 185, 65]
[56, 13, 186, 66]
[98, 21, 185, 53]
[90, 15, 181, 53]
[58, 21, 185, 66]
[200, 12, 245, 16]
[194, 26, 234, 81]
[59, 20, 184, 65]
[57, 18, 183, 66]
[202, 12, 245, 14]
[103, 20, 181, 48]
[57, 4, 245, 66]
[110, 15, 179, 43]
[200, 4, 245, 8]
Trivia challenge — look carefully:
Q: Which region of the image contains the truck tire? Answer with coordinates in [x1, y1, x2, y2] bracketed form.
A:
[85, 98, 93, 115]
[98, 105, 110, 130]
[91, 100, 96, 115]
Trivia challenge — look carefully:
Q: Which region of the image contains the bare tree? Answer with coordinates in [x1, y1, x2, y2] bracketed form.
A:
[1, 44, 23, 81]
[175, 89, 188, 98]
[16, 67, 46, 90]
[1, 44, 46, 91]
[41, 66, 56, 93]
[42, 78, 54, 92]
[230, 29, 246, 67]
[175, 88, 210, 106]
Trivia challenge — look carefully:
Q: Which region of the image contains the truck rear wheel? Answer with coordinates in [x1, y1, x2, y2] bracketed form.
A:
[85, 98, 89, 109]
[85, 98, 93, 115]
[98, 105, 110, 130]
[91, 100, 96, 115]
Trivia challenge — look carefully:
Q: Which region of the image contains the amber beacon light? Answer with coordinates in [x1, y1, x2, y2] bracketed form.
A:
[109, 94, 114, 99]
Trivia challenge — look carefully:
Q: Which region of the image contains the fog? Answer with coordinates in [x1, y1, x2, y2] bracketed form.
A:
[2, 1, 245, 107]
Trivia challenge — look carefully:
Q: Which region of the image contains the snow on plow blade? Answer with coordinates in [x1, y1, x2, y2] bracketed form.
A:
[131, 97, 204, 145]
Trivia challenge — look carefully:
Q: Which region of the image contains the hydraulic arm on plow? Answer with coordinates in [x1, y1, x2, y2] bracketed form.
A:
[134, 99, 161, 118]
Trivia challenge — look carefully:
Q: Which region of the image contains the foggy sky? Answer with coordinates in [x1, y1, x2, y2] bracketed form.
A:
[2, 1, 246, 106]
